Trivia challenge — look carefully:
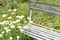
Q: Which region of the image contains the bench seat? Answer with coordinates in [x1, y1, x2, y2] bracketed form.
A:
[21, 23, 60, 40]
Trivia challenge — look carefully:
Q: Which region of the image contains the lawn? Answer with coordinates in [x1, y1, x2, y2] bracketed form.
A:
[0, 0, 60, 40]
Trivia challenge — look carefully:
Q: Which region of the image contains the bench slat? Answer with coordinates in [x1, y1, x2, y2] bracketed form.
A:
[23, 27, 58, 39]
[22, 28, 53, 40]
[30, 8, 60, 15]
[30, 1, 60, 7]
[22, 28, 50, 40]
[30, 1, 60, 16]
[28, 23, 60, 37]
[30, 4, 60, 13]
[22, 29, 44, 40]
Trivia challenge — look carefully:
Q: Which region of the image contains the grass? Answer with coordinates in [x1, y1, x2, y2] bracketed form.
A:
[32, 11, 60, 30]
[0, 0, 60, 40]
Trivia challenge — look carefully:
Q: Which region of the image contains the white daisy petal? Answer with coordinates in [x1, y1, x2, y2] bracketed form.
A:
[4, 27, 8, 30]
[6, 29, 11, 33]
[16, 20, 20, 23]
[13, 9, 17, 11]
[11, 13, 15, 14]
[24, 21, 27, 23]
[0, 34, 3, 38]
[10, 25, 15, 28]
[17, 36, 20, 39]
[2, 14, 7, 18]
[1, 31, 4, 34]
[9, 37, 13, 40]
[16, 16, 21, 19]
[8, 9, 12, 11]
[8, 16, 12, 19]
[17, 26, 21, 29]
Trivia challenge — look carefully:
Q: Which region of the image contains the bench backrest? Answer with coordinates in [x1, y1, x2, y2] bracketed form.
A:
[29, 0, 60, 20]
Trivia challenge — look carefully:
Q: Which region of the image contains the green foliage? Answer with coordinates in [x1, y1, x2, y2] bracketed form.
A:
[0, 0, 60, 40]
[20, 0, 29, 3]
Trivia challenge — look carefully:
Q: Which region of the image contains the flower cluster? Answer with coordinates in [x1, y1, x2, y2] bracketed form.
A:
[0, 8, 32, 40]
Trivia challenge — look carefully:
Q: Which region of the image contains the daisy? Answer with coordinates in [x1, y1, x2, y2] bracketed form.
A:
[6, 29, 11, 33]
[8, 16, 12, 19]
[16, 16, 21, 18]
[16, 15, 24, 19]
[5, 22, 9, 25]
[21, 15, 24, 18]
[0, 34, 3, 38]
[1, 31, 4, 34]
[9, 37, 13, 40]
[4, 27, 8, 30]
[17, 36, 20, 40]
[10, 25, 15, 28]
[11, 12, 15, 14]
[17, 26, 21, 29]
[2, 14, 7, 18]
[0, 22, 4, 25]
[8, 9, 12, 11]
[16, 20, 20, 23]
[13, 9, 17, 11]
[11, 21, 17, 24]
[24, 21, 27, 23]
[9, 23, 13, 25]
[2, 21, 8, 24]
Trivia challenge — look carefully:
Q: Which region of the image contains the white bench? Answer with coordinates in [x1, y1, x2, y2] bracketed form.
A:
[21, 0, 60, 40]
[21, 23, 60, 40]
